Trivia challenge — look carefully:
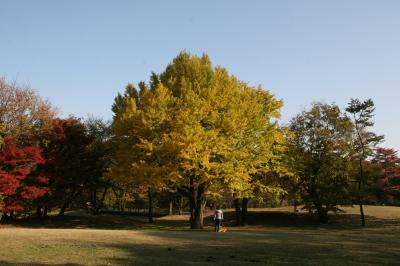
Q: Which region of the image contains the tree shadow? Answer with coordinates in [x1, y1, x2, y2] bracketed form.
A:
[97, 229, 400, 265]
[204, 210, 400, 230]
[0, 262, 83, 266]
[6, 208, 400, 231]
[8, 212, 190, 231]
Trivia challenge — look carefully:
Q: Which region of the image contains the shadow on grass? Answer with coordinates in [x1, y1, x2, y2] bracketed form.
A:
[98, 229, 400, 265]
[8, 212, 190, 231]
[205, 210, 400, 230]
[2, 210, 400, 265]
[6, 208, 400, 231]
[0, 262, 83, 266]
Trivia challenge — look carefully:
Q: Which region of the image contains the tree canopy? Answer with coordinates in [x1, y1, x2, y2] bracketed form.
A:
[110, 52, 285, 228]
[288, 102, 354, 223]
[0, 78, 57, 145]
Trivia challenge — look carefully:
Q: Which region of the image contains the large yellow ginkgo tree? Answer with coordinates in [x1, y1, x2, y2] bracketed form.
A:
[111, 52, 286, 229]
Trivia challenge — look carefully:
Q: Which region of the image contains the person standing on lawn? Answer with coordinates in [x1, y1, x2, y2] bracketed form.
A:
[214, 206, 224, 232]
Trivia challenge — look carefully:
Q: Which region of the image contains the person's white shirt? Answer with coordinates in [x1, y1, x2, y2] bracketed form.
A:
[214, 209, 223, 220]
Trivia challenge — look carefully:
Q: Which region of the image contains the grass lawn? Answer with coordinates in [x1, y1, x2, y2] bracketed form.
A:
[0, 206, 399, 265]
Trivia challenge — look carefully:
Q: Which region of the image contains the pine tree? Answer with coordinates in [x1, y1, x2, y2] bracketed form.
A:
[346, 99, 384, 227]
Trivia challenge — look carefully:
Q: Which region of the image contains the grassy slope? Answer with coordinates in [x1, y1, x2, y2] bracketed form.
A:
[0, 206, 399, 266]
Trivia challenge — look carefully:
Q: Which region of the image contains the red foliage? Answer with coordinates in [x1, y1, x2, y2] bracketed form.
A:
[41, 117, 86, 184]
[373, 148, 400, 193]
[36, 176, 49, 184]
[20, 186, 48, 199]
[0, 138, 48, 213]
[0, 169, 23, 196]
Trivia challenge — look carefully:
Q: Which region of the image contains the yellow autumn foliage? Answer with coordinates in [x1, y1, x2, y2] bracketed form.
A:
[110, 52, 289, 228]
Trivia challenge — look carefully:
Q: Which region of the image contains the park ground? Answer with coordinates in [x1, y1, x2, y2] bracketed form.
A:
[0, 206, 399, 265]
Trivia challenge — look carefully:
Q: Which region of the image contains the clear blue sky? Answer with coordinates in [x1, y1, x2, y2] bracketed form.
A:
[1, 0, 399, 150]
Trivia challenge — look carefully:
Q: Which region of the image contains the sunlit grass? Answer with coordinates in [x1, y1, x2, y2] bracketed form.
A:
[0, 205, 399, 265]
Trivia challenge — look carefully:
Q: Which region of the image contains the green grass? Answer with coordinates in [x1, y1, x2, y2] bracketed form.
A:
[1, 206, 399, 265]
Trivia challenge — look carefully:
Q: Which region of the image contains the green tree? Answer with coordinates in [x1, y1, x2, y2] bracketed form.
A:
[346, 98, 384, 226]
[289, 103, 353, 223]
[82, 117, 113, 214]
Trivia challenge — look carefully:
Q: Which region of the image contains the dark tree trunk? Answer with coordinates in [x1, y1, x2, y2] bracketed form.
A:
[177, 178, 206, 229]
[359, 201, 365, 226]
[148, 189, 153, 223]
[0, 213, 10, 223]
[36, 206, 43, 218]
[58, 188, 84, 217]
[189, 185, 205, 229]
[241, 197, 249, 225]
[234, 198, 242, 226]
[59, 202, 68, 216]
[43, 205, 48, 217]
[315, 204, 329, 223]
[92, 189, 97, 208]
[358, 181, 366, 227]
[358, 158, 366, 227]
[169, 200, 173, 216]
[179, 196, 183, 215]
[190, 197, 204, 229]
[94, 187, 108, 214]
[112, 186, 127, 214]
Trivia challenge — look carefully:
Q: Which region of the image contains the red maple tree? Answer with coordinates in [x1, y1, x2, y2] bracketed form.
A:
[373, 147, 400, 194]
[0, 138, 48, 215]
